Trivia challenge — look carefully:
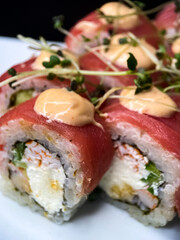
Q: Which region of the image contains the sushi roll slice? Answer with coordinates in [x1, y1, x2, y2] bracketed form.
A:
[0, 88, 114, 223]
[99, 86, 180, 226]
[65, 2, 160, 54]
[0, 48, 78, 116]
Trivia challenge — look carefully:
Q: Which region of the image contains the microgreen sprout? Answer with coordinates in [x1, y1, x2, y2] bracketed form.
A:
[8, 68, 17, 76]
[127, 53, 137, 71]
[53, 15, 65, 29]
[43, 55, 60, 68]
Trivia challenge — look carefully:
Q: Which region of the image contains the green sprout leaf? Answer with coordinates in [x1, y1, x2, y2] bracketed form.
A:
[43, 55, 60, 68]
[53, 15, 64, 29]
[8, 68, 17, 76]
[75, 75, 85, 84]
[47, 73, 56, 80]
[141, 161, 163, 196]
[119, 37, 128, 44]
[91, 97, 98, 104]
[127, 53, 137, 71]
[134, 73, 152, 94]
[156, 44, 166, 59]
[70, 80, 78, 91]
[134, 1, 146, 9]
[103, 38, 110, 45]
[56, 50, 64, 57]
[60, 59, 71, 67]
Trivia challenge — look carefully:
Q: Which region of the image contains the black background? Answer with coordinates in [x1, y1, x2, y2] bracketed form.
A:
[1, 0, 167, 42]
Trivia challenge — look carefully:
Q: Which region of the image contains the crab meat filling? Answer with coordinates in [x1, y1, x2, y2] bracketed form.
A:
[8, 140, 66, 215]
[100, 142, 164, 212]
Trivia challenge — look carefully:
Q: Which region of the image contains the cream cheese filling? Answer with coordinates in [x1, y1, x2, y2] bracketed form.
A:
[100, 142, 163, 211]
[9, 140, 66, 215]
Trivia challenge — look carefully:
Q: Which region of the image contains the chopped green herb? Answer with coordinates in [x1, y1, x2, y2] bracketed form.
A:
[119, 37, 128, 44]
[53, 15, 64, 29]
[8, 68, 17, 76]
[141, 161, 163, 196]
[12, 142, 27, 169]
[43, 55, 60, 68]
[147, 187, 154, 195]
[127, 53, 137, 71]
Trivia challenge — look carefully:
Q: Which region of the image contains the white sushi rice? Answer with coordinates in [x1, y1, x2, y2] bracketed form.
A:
[0, 119, 87, 223]
[100, 122, 180, 227]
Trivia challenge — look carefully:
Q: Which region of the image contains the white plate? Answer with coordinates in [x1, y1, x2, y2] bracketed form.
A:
[0, 36, 180, 240]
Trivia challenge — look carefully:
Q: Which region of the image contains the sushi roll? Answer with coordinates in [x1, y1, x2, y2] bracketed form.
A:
[0, 88, 114, 223]
[79, 33, 159, 88]
[99, 86, 180, 226]
[65, 2, 160, 54]
[0, 48, 78, 116]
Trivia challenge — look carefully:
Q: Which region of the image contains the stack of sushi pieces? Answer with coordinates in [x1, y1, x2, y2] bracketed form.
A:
[0, 1, 180, 228]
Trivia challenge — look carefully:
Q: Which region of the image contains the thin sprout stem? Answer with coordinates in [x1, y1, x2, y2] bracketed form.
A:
[163, 84, 180, 93]
[142, 2, 171, 15]
[95, 87, 124, 110]
[1, 66, 160, 89]
[17, 35, 42, 48]
[127, 32, 161, 67]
